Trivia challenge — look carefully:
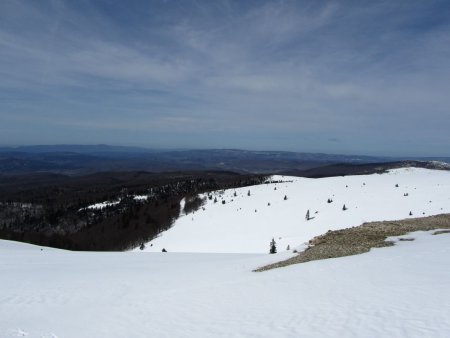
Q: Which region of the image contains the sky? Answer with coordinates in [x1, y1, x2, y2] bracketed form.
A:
[1, 0, 450, 156]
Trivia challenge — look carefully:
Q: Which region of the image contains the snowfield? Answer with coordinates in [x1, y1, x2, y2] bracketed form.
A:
[1, 230, 450, 337]
[142, 168, 450, 253]
[1, 167, 450, 337]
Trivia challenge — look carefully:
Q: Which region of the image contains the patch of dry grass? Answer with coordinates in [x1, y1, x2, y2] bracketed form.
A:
[255, 214, 450, 272]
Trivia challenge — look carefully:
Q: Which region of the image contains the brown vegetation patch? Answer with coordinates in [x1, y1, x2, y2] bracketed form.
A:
[255, 214, 450, 272]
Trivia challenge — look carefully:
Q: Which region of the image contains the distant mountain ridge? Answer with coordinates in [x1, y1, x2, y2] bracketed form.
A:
[0, 144, 161, 154]
[0, 145, 449, 175]
[281, 160, 450, 178]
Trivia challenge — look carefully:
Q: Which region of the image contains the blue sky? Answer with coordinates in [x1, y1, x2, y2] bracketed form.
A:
[1, 0, 450, 156]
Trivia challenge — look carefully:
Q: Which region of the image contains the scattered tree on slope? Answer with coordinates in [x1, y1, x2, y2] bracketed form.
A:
[270, 238, 277, 254]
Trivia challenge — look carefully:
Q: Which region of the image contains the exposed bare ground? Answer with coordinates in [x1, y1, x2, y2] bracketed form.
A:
[255, 213, 450, 272]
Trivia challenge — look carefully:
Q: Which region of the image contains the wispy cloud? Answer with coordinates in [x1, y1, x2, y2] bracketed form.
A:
[1, 0, 449, 155]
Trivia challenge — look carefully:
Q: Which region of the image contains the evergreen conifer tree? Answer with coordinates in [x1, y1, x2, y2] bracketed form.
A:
[270, 238, 277, 254]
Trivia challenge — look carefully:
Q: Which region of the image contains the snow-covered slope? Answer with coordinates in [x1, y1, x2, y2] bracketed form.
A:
[1, 230, 450, 337]
[141, 168, 450, 253]
[2, 168, 450, 337]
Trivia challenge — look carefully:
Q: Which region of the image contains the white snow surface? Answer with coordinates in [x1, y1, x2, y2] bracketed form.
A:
[2, 168, 450, 337]
[84, 200, 120, 210]
[133, 195, 148, 201]
[1, 230, 450, 337]
[82, 195, 149, 210]
[142, 168, 450, 253]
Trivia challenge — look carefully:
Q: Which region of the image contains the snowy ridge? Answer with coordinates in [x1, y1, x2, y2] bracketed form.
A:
[429, 160, 450, 169]
[141, 167, 450, 253]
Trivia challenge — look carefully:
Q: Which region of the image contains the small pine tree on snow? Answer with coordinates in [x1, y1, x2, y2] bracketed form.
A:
[269, 238, 277, 254]
[284, 195, 287, 200]
[214, 197, 218, 203]
[248, 190, 251, 196]
[306, 209, 310, 220]
[274, 187, 277, 190]
[162, 248, 167, 252]
[234, 191, 237, 197]
[343, 204, 347, 211]
[286, 245, 290, 250]
[139, 243, 145, 251]
[409, 211, 413, 216]
[268, 202, 271, 206]
[222, 200, 226, 204]
[395, 184, 399, 188]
